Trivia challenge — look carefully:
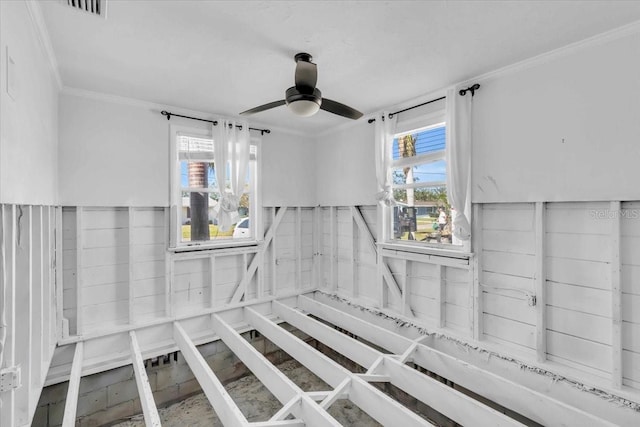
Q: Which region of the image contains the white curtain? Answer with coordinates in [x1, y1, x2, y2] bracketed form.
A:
[213, 120, 250, 232]
[445, 87, 472, 241]
[374, 112, 398, 206]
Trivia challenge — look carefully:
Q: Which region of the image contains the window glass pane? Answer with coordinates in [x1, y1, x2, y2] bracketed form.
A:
[392, 160, 446, 186]
[392, 125, 445, 160]
[179, 191, 251, 243]
[392, 186, 451, 243]
[178, 135, 214, 160]
[180, 161, 217, 190]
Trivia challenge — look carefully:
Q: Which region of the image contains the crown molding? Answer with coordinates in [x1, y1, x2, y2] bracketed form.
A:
[464, 18, 640, 86]
[61, 86, 314, 139]
[25, 0, 62, 90]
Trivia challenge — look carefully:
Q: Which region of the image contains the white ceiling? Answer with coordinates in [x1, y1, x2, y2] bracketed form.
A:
[41, 0, 640, 134]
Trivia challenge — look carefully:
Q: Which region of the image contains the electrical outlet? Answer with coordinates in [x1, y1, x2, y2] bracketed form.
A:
[527, 294, 537, 307]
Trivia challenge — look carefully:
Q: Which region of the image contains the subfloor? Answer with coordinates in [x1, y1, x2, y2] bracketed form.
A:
[112, 358, 381, 427]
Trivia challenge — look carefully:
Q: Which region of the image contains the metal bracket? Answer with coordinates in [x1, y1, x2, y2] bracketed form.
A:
[0, 366, 21, 392]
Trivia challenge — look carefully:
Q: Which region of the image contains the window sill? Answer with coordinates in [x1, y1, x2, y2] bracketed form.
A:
[379, 241, 472, 261]
[169, 239, 260, 254]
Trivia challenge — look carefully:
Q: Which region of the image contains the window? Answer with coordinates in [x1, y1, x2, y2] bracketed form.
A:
[170, 126, 259, 249]
[391, 123, 453, 244]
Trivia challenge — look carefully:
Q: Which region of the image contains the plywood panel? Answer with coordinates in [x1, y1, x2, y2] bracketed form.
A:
[482, 250, 536, 278]
[622, 321, 640, 353]
[132, 243, 165, 262]
[482, 271, 534, 292]
[621, 265, 640, 295]
[545, 233, 610, 262]
[547, 331, 611, 374]
[483, 314, 535, 349]
[546, 203, 611, 235]
[445, 282, 468, 307]
[482, 230, 535, 255]
[82, 282, 128, 305]
[133, 260, 164, 281]
[546, 257, 609, 290]
[82, 264, 128, 287]
[547, 306, 611, 345]
[621, 236, 640, 266]
[482, 205, 534, 231]
[82, 208, 128, 229]
[82, 246, 128, 268]
[546, 282, 611, 318]
[483, 292, 535, 325]
[622, 293, 640, 324]
[622, 350, 640, 383]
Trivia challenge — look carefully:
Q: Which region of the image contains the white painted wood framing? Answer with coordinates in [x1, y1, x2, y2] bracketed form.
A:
[0, 204, 58, 427]
[39, 201, 640, 425]
[50, 292, 625, 427]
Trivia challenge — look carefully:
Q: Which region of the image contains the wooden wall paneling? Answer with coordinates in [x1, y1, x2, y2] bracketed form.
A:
[12, 205, 32, 425]
[296, 207, 302, 290]
[128, 207, 135, 325]
[472, 204, 483, 340]
[233, 207, 286, 303]
[535, 202, 546, 363]
[0, 206, 16, 427]
[330, 206, 337, 293]
[56, 207, 65, 339]
[76, 206, 83, 335]
[611, 200, 622, 388]
[210, 255, 216, 308]
[30, 206, 42, 408]
[312, 206, 321, 290]
[271, 207, 277, 296]
[352, 212, 358, 299]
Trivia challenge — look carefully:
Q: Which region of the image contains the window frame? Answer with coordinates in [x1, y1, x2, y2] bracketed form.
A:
[168, 124, 262, 251]
[383, 110, 468, 253]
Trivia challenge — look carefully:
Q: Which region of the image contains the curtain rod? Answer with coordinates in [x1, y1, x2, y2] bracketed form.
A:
[161, 110, 271, 135]
[367, 83, 480, 124]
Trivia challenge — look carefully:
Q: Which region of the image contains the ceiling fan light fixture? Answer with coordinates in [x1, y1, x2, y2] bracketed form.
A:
[285, 86, 322, 117]
[288, 99, 321, 117]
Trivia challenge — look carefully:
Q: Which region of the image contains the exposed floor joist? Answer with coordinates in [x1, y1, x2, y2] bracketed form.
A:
[53, 293, 626, 427]
[61, 342, 83, 427]
[173, 322, 248, 426]
[244, 307, 435, 427]
[129, 331, 161, 426]
[298, 294, 618, 427]
[273, 300, 522, 427]
[210, 313, 342, 426]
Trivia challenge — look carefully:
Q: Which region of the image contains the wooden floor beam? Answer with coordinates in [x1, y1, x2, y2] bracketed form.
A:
[61, 342, 83, 427]
[173, 322, 248, 427]
[245, 307, 434, 427]
[129, 331, 161, 426]
[273, 301, 523, 427]
[298, 295, 617, 427]
[211, 313, 341, 426]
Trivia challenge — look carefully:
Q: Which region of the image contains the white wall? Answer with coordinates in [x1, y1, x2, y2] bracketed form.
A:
[261, 131, 316, 207]
[472, 30, 640, 203]
[0, 1, 59, 205]
[315, 123, 378, 206]
[58, 92, 316, 207]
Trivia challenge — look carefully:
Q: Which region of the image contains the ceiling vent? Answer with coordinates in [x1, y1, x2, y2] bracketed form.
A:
[60, 0, 107, 18]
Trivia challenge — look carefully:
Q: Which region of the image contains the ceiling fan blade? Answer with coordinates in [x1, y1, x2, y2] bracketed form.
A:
[295, 59, 317, 89]
[320, 98, 363, 120]
[239, 100, 286, 116]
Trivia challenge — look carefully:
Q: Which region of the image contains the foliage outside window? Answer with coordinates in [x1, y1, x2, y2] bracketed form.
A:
[391, 123, 452, 244]
[172, 132, 256, 248]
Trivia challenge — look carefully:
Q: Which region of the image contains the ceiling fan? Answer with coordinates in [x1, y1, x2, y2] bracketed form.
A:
[240, 53, 363, 120]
